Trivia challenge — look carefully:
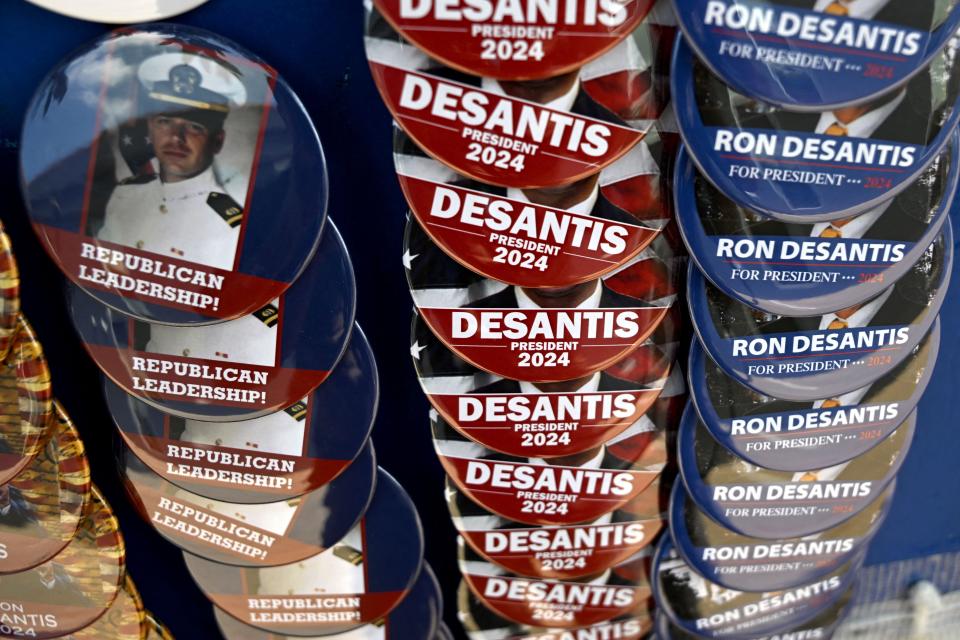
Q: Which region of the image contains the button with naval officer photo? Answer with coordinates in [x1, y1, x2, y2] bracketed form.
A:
[68, 574, 147, 640]
[675, 136, 958, 316]
[371, 0, 661, 81]
[674, 0, 960, 111]
[459, 535, 653, 628]
[0, 317, 52, 487]
[432, 404, 669, 526]
[687, 323, 939, 471]
[447, 475, 666, 580]
[0, 221, 20, 363]
[118, 439, 376, 568]
[678, 402, 913, 539]
[407, 218, 681, 384]
[184, 468, 424, 637]
[672, 34, 960, 221]
[21, 24, 329, 325]
[653, 536, 861, 640]
[0, 485, 125, 639]
[213, 564, 442, 640]
[0, 401, 90, 575]
[25, 0, 211, 22]
[367, 2, 673, 189]
[457, 574, 654, 638]
[104, 325, 377, 504]
[398, 130, 671, 289]
[411, 301, 684, 459]
[687, 221, 951, 401]
[66, 220, 355, 422]
[669, 479, 892, 592]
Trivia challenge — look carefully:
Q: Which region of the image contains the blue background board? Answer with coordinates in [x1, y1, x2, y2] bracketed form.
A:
[0, 1, 957, 638]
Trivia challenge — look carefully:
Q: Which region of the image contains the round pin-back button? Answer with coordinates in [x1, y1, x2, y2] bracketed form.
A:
[367, 4, 672, 189]
[185, 468, 424, 637]
[448, 475, 666, 580]
[399, 144, 671, 289]
[67, 220, 355, 421]
[104, 325, 377, 504]
[0, 485, 125, 638]
[674, 0, 960, 111]
[25, 0, 211, 22]
[672, 36, 960, 222]
[688, 321, 939, 471]
[654, 580, 856, 640]
[457, 575, 654, 638]
[460, 536, 652, 628]
[21, 24, 329, 326]
[0, 221, 20, 363]
[678, 402, 914, 539]
[653, 536, 860, 640]
[688, 221, 951, 401]
[408, 222, 680, 384]
[675, 136, 958, 316]
[0, 317, 53, 486]
[144, 613, 174, 640]
[0, 401, 91, 574]
[120, 439, 376, 567]
[213, 563, 442, 639]
[433, 406, 668, 526]
[372, 0, 659, 80]
[436, 623, 455, 640]
[669, 480, 892, 592]
[411, 299, 683, 459]
[68, 574, 147, 640]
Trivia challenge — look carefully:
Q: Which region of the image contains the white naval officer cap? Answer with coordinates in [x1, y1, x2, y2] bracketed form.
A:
[138, 52, 247, 126]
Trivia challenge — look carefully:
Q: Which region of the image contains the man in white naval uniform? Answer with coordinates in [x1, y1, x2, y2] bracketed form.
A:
[98, 52, 248, 271]
[254, 526, 366, 596]
[180, 397, 308, 457]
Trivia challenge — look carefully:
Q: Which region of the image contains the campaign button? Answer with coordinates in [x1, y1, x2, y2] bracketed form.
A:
[0, 221, 20, 363]
[25, 0, 210, 22]
[669, 480, 891, 591]
[21, 25, 328, 325]
[688, 221, 951, 401]
[677, 402, 914, 539]
[460, 536, 652, 628]
[448, 477, 666, 580]
[675, 135, 958, 316]
[0, 485, 125, 638]
[434, 408, 668, 526]
[411, 299, 683, 458]
[372, 0, 658, 80]
[367, 4, 672, 189]
[120, 440, 376, 567]
[68, 574, 146, 640]
[0, 317, 53, 486]
[673, 36, 960, 221]
[213, 564, 442, 639]
[105, 325, 377, 504]
[675, 0, 960, 111]
[67, 221, 356, 421]
[185, 468, 424, 636]
[688, 322, 939, 471]
[653, 536, 860, 640]
[0, 401, 91, 574]
[409, 227, 680, 383]
[144, 613, 174, 640]
[458, 579, 653, 639]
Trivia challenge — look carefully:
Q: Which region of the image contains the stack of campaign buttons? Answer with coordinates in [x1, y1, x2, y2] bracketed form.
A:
[20, 22, 437, 639]
[653, 1, 960, 636]
[364, 1, 695, 636]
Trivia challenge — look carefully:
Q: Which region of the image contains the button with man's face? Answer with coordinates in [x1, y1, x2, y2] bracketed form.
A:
[21, 25, 328, 325]
[673, 36, 960, 221]
[366, 4, 672, 189]
[185, 468, 425, 637]
[674, 0, 960, 111]
[688, 222, 950, 401]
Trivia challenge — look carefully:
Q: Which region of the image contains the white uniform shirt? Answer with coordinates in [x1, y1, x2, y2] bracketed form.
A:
[181, 397, 307, 455]
[256, 528, 365, 595]
[98, 165, 242, 270]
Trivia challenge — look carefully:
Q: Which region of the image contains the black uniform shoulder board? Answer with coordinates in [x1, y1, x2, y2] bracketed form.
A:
[333, 545, 364, 566]
[253, 303, 280, 327]
[119, 173, 158, 186]
[283, 401, 308, 422]
[207, 192, 244, 228]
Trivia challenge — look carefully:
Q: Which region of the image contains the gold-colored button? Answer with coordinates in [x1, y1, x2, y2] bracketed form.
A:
[136, 240, 144, 249]
[159, 204, 168, 213]
[182, 349, 190, 357]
